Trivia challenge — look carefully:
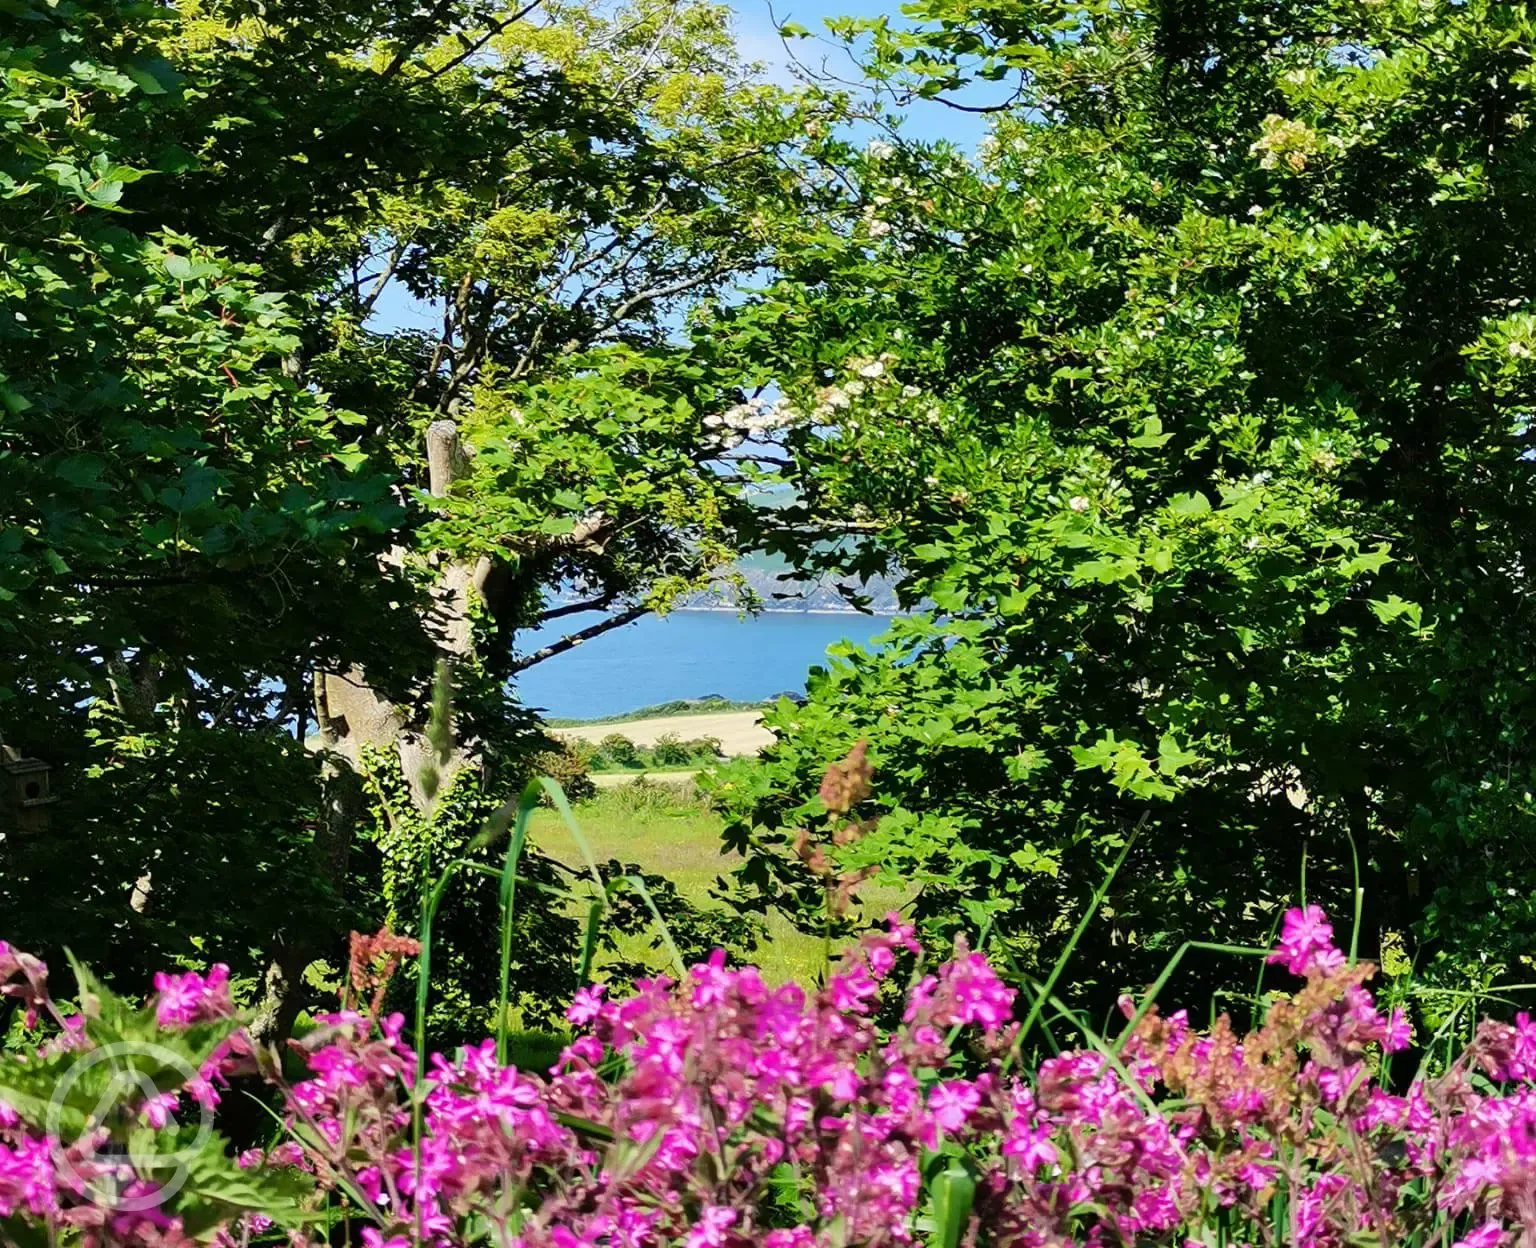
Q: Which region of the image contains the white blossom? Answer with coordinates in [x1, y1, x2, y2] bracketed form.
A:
[722, 403, 756, 431]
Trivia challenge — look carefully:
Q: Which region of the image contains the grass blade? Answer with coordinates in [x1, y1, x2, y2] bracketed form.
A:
[496, 780, 540, 1063]
[622, 873, 687, 977]
[538, 777, 606, 895]
[1342, 821, 1364, 966]
[1112, 939, 1268, 1055]
[537, 776, 616, 987]
[1016, 814, 1143, 1049]
[577, 899, 603, 983]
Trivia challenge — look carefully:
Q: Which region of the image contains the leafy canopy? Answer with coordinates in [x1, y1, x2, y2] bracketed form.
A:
[0, 0, 830, 1019]
[710, 0, 1536, 1004]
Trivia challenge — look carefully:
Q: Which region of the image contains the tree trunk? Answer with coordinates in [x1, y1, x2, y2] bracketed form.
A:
[249, 420, 482, 1045]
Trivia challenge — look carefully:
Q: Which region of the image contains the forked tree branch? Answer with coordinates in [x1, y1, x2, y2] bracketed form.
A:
[377, 0, 457, 80]
[539, 594, 616, 623]
[509, 604, 649, 672]
[417, 0, 547, 84]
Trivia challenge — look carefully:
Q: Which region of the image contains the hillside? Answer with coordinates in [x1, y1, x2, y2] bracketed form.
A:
[680, 550, 901, 614]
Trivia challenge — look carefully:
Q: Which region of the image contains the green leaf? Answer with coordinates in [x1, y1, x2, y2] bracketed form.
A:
[174, 1128, 313, 1233]
[0, 382, 32, 415]
[1156, 731, 1201, 777]
[1369, 595, 1423, 630]
[122, 56, 183, 96]
[1071, 557, 1139, 585]
[1338, 544, 1392, 579]
[56, 453, 107, 489]
[926, 1164, 976, 1248]
[1128, 415, 1173, 449]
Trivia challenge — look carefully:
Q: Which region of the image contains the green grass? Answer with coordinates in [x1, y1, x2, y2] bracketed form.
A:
[504, 1028, 570, 1071]
[527, 783, 906, 988]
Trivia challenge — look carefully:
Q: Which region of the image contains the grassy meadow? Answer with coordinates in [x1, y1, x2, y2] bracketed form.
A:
[527, 780, 906, 989]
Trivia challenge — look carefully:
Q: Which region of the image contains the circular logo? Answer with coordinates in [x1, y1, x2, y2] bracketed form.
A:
[45, 1041, 216, 1212]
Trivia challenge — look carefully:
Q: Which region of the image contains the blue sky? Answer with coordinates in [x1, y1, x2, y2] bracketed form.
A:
[727, 0, 993, 149]
[369, 2, 989, 334]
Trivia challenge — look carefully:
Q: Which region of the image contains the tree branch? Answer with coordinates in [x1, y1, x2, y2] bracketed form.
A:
[539, 594, 616, 623]
[546, 510, 613, 554]
[71, 570, 212, 587]
[591, 268, 729, 336]
[359, 238, 410, 316]
[378, 0, 457, 81]
[417, 0, 546, 85]
[509, 605, 649, 673]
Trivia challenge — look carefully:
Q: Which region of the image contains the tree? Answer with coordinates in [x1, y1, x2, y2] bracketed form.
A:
[0, 3, 415, 995]
[709, 0, 1536, 1007]
[1, 0, 831, 1032]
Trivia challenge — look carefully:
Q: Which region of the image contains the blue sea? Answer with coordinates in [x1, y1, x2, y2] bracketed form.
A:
[515, 610, 892, 721]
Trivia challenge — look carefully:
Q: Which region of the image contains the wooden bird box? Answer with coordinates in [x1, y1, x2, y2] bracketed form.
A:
[2, 745, 57, 836]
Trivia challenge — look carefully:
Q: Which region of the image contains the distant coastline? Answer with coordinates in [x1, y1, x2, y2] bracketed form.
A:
[668, 605, 900, 618]
[546, 554, 903, 617]
[545, 695, 779, 727]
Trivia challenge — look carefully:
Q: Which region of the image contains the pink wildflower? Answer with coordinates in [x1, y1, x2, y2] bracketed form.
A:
[152, 964, 233, 1026]
[0, 1138, 55, 1217]
[936, 951, 1015, 1031]
[927, 1078, 981, 1134]
[685, 1205, 737, 1248]
[764, 1229, 815, 1248]
[1268, 905, 1345, 978]
[140, 1091, 179, 1128]
[566, 983, 606, 1026]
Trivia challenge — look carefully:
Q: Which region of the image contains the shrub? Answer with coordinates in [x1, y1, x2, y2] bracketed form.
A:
[597, 773, 704, 814]
[562, 736, 598, 769]
[682, 735, 724, 762]
[593, 732, 642, 770]
[649, 732, 693, 767]
[527, 739, 596, 804]
[502, 1028, 570, 1072]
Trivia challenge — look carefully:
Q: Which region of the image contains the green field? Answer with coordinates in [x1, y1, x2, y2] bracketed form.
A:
[527, 782, 906, 988]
